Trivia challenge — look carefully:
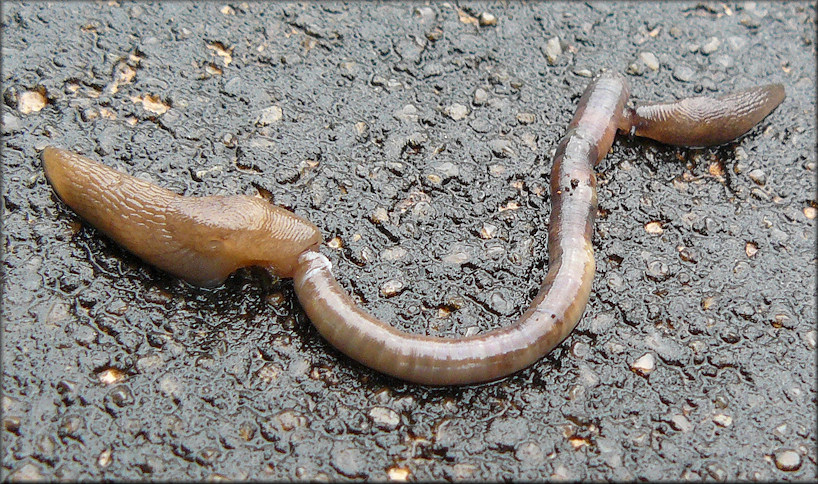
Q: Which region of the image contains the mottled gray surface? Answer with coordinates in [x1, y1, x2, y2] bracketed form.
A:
[2, 1, 815, 481]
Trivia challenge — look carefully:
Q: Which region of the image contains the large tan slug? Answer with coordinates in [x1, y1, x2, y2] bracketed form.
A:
[42, 147, 321, 286]
[42, 72, 785, 384]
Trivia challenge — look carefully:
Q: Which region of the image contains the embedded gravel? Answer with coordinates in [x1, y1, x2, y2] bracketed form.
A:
[2, 2, 815, 481]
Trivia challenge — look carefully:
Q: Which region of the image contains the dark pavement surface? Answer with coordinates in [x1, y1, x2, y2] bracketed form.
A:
[2, 2, 815, 481]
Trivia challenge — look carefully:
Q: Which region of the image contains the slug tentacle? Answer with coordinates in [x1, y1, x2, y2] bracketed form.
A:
[42, 72, 785, 385]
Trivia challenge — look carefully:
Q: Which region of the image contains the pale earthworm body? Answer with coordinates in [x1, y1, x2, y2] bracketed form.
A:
[42, 72, 784, 385]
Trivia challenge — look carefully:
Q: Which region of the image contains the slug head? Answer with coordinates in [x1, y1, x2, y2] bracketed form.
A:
[171, 195, 322, 282]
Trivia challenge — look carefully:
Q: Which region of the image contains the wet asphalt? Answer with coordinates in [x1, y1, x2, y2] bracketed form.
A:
[2, 1, 816, 481]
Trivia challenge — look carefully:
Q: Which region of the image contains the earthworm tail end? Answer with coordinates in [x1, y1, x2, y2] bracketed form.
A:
[42, 147, 321, 286]
[624, 83, 785, 147]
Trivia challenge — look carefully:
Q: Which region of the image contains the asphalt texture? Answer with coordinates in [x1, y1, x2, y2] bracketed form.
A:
[2, 1, 816, 481]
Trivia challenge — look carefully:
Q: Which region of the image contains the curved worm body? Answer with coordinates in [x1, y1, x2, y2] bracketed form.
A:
[294, 72, 629, 384]
[42, 147, 321, 286]
[42, 72, 784, 385]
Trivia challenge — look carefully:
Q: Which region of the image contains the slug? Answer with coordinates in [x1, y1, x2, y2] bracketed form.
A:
[42, 72, 784, 385]
[42, 147, 321, 286]
[621, 83, 786, 147]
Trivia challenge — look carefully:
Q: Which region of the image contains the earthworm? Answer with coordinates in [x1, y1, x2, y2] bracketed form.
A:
[42, 72, 784, 385]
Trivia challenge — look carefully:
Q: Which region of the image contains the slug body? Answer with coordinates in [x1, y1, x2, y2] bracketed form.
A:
[622, 84, 786, 147]
[42, 147, 321, 286]
[42, 72, 784, 385]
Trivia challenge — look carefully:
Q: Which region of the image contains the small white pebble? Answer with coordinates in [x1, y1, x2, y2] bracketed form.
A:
[327, 237, 343, 249]
[97, 448, 113, 468]
[544, 37, 562, 65]
[645, 221, 663, 235]
[670, 415, 693, 432]
[370, 207, 389, 224]
[387, 467, 410, 481]
[158, 374, 182, 399]
[701, 37, 721, 55]
[256, 105, 283, 125]
[639, 52, 660, 71]
[97, 368, 126, 385]
[443, 246, 471, 265]
[712, 413, 733, 427]
[480, 223, 498, 239]
[478, 12, 497, 26]
[18, 89, 47, 114]
[631, 353, 655, 376]
[380, 279, 405, 297]
[473, 88, 488, 105]
[774, 449, 802, 471]
[445, 103, 469, 121]
[516, 112, 536, 125]
[381, 247, 407, 261]
[369, 406, 400, 430]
